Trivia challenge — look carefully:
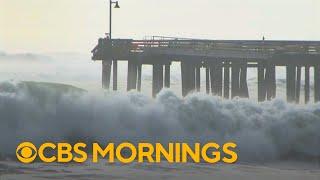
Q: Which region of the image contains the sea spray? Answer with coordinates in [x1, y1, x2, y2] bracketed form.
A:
[0, 82, 320, 162]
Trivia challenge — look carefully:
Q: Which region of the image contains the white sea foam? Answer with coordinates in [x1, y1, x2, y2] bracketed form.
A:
[0, 82, 319, 162]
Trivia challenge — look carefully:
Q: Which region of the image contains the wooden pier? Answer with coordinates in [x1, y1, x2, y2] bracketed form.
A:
[91, 36, 320, 103]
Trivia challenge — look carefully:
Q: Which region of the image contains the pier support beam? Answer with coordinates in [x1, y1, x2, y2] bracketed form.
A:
[305, 66, 310, 103]
[295, 66, 301, 103]
[210, 61, 223, 96]
[240, 62, 249, 98]
[217, 62, 223, 96]
[265, 64, 276, 100]
[224, 61, 230, 99]
[286, 65, 297, 103]
[286, 65, 307, 103]
[315, 65, 320, 102]
[189, 63, 196, 94]
[258, 63, 276, 102]
[102, 60, 112, 89]
[153, 64, 164, 97]
[270, 65, 276, 99]
[113, 60, 118, 90]
[206, 67, 210, 94]
[258, 63, 266, 102]
[231, 62, 241, 98]
[127, 60, 138, 91]
[181, 62, 187, 97]
[137, 63, 142, 92]
[195, 66, 201, 92]
[181, 61, 196, 96]
[164, 64, 171, 88]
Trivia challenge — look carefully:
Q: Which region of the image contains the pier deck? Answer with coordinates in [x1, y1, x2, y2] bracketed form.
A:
[91, 37, 320, 102]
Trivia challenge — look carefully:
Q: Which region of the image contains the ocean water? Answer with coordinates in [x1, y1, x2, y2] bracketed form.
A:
[0, 52, 319, 162]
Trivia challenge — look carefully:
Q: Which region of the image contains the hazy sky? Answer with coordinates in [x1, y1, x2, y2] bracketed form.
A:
[1, 0, 319, 53]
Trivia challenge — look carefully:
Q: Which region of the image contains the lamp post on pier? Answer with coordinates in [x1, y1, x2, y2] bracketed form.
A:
[109, 0, 120, 39]
[109, 0, 120, 90]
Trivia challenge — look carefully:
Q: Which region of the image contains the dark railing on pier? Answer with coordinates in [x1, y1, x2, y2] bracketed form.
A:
[91, 37, 320, 103]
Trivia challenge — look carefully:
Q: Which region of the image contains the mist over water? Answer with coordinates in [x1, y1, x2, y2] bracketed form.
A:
[1, 81, 320, 162]
[0, 52, 315, 99]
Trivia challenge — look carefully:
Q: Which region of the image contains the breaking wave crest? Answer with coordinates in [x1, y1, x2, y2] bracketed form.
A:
[1, 81, 320, 162]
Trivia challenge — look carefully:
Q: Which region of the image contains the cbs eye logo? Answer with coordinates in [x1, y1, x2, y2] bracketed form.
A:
[16, 142, 37, 163]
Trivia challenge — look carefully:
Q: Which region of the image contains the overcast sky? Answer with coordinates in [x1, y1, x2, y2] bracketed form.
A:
[1, 0, 319, 53]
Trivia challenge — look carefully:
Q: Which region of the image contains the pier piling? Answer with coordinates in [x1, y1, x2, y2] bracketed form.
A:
[223, 61, 230, 99]
[181, 61, 196, 96]
[305, 66, 310, 103]
[102, 61, 112, 89]
[137, 63, 142, 92]
[113, 60, 118, 90]
[152, 63, 164, 97]
[164, 64, 171, 88]
[315, 65, 320, 102]
[195, 66, 201, 92]
[127, 60, 138, 91]
[231, 62, 241, 98]
[258, 63, 266, 102]
[295, 66, 301, 103]
[286, 65, 296, 103]
[240, 61, 249, 98]
[206, 67, 210, 94]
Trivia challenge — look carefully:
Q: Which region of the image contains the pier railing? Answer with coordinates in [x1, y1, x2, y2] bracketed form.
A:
[92, 38, 320, 59]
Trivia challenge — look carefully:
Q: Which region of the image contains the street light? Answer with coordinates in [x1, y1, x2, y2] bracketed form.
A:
[109, 0, 120, 39]
[109, 0, 120, 91]
[114, 1, 120, 8]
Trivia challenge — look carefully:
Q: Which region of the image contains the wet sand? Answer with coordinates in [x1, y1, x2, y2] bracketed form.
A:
[1, 160, 319, 180]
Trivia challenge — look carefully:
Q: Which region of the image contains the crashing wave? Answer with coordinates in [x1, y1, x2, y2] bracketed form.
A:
[0, 81, 319, 162]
